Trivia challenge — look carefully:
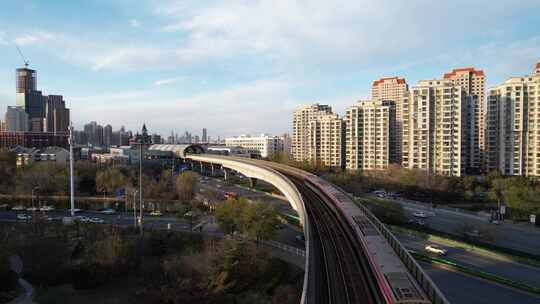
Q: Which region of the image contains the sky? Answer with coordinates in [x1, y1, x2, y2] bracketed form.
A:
[0, 0, 539, 138]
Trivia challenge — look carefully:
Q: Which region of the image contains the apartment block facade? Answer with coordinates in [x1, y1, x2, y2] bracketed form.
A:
[371, 77, 408, 164]
[292, 104, 344, 167]
[308, 113, 345, 168]
[443, 68, 485, 171]
[402, 80, 472, 176]
[292, 104, 333, 162]
[485, 62, 540, 176]
[345, 100, 393, 170]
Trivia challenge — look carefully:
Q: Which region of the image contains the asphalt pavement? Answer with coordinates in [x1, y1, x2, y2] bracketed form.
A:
[386, 196, 540, 255]
[396, 231, 540, 287]
[422, 261, 540, 304]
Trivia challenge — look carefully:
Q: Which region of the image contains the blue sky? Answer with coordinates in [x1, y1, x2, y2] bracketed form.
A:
[0, 0, 539, 138]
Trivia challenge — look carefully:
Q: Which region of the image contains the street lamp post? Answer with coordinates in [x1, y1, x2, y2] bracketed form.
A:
[31, 187, 39, 209]
[133, 189, 138, 229]
[139, 142, 143, 235]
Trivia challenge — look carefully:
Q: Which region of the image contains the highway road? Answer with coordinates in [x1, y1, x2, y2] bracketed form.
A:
[422, 262, 540, 304]
[385, 195, 540, 255]
[0, 209, 196, 231]
[397, 231, 540, 287]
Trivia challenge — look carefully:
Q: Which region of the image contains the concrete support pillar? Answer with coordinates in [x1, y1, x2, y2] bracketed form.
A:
[211, 164, 215, 177]
[200, 161, 204, 174]
[223, 168, 229, 181]
[249, 177, 258, 188]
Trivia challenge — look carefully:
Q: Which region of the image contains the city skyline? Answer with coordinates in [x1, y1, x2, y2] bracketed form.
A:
[0, 1, 539, 137]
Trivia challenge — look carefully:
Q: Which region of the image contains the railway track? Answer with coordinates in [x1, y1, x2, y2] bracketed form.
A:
[291, 177, 380, 304]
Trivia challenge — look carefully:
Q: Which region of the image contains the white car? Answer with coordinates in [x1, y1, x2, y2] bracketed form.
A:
[17, 214, 31, 220]
[26, 207, 39, 212]
[425, 245, 447, 255]
[69, 208, 82, 213]
[75, 216, 91, 223]
[12, 205, 26, 211]
[413, 211, 428, 218]
[150, 210, 163, 216]
[101, 209, 116, 215]
[40, 205, 55, 212]
[89, 218, 105, 224]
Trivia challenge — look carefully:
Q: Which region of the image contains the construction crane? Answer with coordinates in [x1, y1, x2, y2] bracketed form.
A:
[15, 45, 29, 68]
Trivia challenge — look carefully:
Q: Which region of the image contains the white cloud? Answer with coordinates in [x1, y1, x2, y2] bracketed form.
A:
[129, 19, 140, 27]
[14, 32, 56, 46]
[10, 1, 539, 74]
[154, 76, 187, 86]
[70, 78, 303, 136]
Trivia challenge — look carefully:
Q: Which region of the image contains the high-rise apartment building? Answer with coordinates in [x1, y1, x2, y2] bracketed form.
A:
[371, 77, 408, 164]
[443, 68, 485, 171]
[5, 106, 28, 132]
[308, 113, 345, 168]
[345, 100, 393, 170]
[292, 104, 333, 162]
[485, 61, 540, 176]
[402, 80, 472, 176]
[292, 104, 344, 167]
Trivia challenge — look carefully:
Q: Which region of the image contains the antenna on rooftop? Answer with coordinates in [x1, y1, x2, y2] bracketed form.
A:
[15, 45, 29, 68]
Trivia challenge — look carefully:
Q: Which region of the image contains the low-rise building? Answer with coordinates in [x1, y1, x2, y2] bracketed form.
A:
[0, 131, 68, 150]
[207, 146, 261, 158]
[14, 146, 69, 167]
[225, 134, 286, 158]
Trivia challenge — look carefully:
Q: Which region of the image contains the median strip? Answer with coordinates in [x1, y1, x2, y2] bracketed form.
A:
[410, 250, 540, 295]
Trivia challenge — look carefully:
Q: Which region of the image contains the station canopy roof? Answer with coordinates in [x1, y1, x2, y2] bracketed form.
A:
[148, 144, 205, 158]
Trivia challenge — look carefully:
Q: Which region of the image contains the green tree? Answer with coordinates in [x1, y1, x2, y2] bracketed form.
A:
[176, 171, 199, 202]
[488, 178, 505, 208]
[242, 201, 279, 242]
[15, 162, 68, 195]
[215, 198, 248, 234]
[95, 168, 128, 197]
[209, 239, 269, 294]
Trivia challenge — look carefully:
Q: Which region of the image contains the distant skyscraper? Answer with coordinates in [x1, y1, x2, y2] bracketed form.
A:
[16, 68, 37, 93]
[103, 124, 113, 147]
[202, 128, 207, 142]
[96, 124, 104, 146]
[14, 67, 69, 134]
[151, 134, 162, 144]
[5, 106, 28, 132]
[43, 95, 70, 134]
[15, 68, 43, 132]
